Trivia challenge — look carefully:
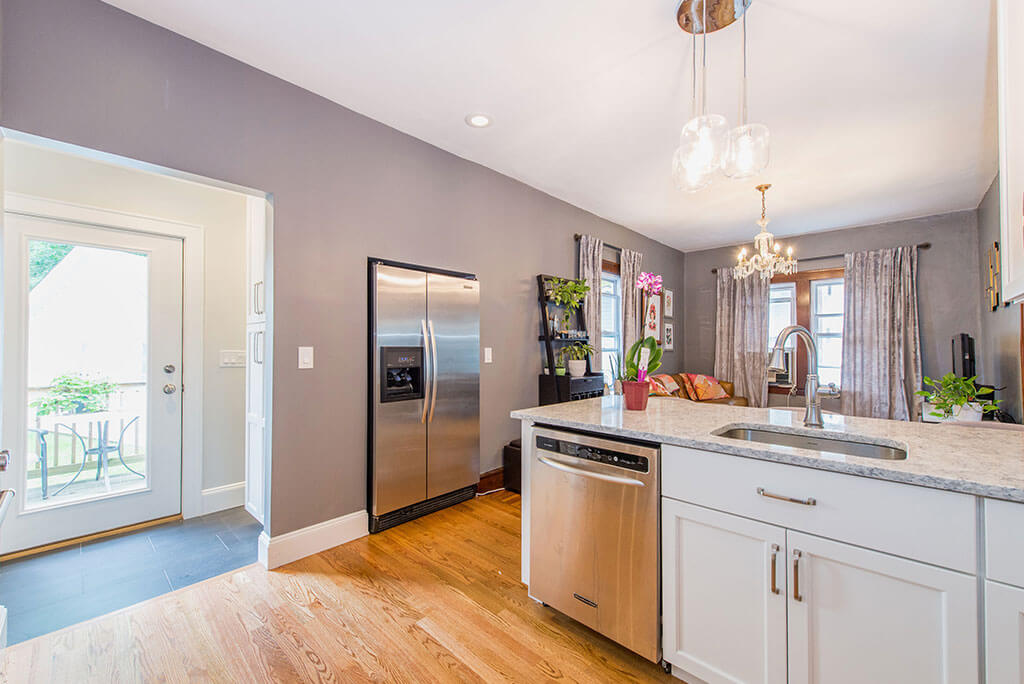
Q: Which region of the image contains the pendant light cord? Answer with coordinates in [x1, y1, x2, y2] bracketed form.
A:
[700, 0, 708, 116]
[740, 5, 749, 125]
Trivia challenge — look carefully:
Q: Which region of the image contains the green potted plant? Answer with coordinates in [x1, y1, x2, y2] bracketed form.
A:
[564, 341, 595, 378]
[916, 373, 999, 422]
[621, 336, 662, 411]
[547, 277, 590, 332]
[553, 348, 567, 376]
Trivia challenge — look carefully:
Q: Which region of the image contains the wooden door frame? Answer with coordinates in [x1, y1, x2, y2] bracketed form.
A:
[4, 192, 207, 518]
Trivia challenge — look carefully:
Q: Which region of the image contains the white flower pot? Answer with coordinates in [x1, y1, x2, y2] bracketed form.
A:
[923, 401, 984, 423]
[950, 402, 984, 422]
[568, 359, 587, 377]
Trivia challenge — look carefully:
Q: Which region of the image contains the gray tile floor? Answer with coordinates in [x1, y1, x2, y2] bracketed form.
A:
[0, 506, 261, 645]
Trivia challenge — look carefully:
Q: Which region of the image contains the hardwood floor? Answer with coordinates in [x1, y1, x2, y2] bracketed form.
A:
[0, 492, 676, 683]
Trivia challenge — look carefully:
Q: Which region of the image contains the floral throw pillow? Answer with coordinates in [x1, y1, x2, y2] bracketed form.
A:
[677, 373, 698, 400]
[649, 374, 680, 397]
[685, 373, 729, 401]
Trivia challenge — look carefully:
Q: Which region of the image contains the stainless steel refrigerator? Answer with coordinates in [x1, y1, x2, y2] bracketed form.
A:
[368, 260, 480, 533]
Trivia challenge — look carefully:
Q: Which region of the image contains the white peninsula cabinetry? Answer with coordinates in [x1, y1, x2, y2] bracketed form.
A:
[662, 445, 979, 684]
[985, 499, 1024, 683]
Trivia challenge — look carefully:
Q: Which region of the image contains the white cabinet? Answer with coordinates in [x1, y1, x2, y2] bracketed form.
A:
[986, 581, 1024, 684]
[244, 324, 266, 523]
[786, 531, 977, 684]
[997, 0, 1024, 302]
[246, 196, 267, 323]
[662, 499, 787, 684]
[243, 195, 268, 524]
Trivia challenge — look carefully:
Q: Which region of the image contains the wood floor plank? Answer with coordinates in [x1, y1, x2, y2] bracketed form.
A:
[1, 493, 677, 683]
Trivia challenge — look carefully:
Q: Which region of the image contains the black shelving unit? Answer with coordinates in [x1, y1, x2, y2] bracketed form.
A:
[537, 274, 605, 404]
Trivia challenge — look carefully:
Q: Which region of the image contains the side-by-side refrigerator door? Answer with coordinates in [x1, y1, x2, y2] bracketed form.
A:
[426, 274, 480, 498]
[372, 264, 427, 516]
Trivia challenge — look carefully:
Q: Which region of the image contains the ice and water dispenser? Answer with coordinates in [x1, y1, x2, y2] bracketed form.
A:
[380, 346, 424, 403]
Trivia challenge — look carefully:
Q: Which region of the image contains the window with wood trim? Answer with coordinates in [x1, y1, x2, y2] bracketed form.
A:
[600, 259, 622, 386]
[767, 267, 845, 393]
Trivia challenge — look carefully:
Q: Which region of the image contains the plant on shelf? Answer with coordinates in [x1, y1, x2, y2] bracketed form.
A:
[31, 373, 117, 416]
[547, 277, 590, 332]
[560, 341, 595, 378]
[916, 373, 999, 422]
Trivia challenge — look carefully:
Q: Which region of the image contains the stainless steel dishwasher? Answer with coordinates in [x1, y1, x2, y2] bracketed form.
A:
[529, 426, 660, 663]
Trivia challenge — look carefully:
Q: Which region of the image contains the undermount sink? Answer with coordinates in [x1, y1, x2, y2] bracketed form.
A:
[714, 426, 908, 461]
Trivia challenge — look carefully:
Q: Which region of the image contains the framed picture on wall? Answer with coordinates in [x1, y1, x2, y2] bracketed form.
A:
[664, 289, 674, 318]
[664, 322, 674, 350]
[643, 293, 662, 343]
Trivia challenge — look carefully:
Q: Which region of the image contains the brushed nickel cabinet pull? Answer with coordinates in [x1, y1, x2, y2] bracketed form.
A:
[757, 487, 817, 506]
[792, 550, 804, 602]
[770, 544, 781, 595]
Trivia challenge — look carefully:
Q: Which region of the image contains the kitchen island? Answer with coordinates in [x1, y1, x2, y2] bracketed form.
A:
[512, 395, 1024, 684]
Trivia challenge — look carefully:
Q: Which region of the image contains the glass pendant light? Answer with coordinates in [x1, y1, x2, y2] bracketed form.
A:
[673, 0, 729, 192]
[723, 7, 770, 179]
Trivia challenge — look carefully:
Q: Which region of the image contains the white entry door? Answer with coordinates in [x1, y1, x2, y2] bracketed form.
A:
[0, 213, 183, 553]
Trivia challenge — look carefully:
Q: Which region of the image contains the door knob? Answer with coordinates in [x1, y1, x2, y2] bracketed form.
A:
[0, 449, 8, 471]
[163, 384, 177, 395]
[163, 364, 176, 374]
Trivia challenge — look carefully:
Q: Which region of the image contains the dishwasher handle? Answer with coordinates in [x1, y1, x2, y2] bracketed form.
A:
[537, 455, 645, 487]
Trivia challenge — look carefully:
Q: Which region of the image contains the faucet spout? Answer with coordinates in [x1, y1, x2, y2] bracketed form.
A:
[767, 325, 824, 428]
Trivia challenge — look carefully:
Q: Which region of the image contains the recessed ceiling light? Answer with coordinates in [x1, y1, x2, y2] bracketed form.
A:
[465, 114, 492, 128]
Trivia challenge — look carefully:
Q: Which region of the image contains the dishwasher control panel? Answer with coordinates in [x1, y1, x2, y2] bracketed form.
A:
[536, 435, 649, 473]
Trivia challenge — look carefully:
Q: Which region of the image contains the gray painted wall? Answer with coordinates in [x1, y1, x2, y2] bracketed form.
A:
[682, 211, 984, 387]
[0, 0, 686, 535]
[977, 177, 1022, 421]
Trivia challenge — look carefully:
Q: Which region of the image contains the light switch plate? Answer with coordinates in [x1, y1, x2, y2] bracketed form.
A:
[220, 350, 246, 368]
[298, 346, 314, 369]
[484, 347, 493, 363]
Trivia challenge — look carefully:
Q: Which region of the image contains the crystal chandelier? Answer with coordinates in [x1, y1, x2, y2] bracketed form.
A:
[734, 184, 796, 280]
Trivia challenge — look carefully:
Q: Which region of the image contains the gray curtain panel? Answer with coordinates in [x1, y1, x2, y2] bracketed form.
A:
[714, 267, 770, 407]
[620, 248, 644, 357]
[578, 235, 604, 371]
[840, 246, 922, 421]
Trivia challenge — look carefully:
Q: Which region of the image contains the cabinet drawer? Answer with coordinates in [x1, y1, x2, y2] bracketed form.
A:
[986, 499, 1024, 587]
[663, 445, 976, 573]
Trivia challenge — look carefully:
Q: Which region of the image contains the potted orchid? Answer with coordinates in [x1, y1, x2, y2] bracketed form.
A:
[621, 336, 662, 411]
[636, 271, 664, 341]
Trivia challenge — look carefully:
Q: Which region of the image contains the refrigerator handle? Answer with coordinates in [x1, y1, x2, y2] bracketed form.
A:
[420, 318, 431, 424]
[428, 319, 439, 423]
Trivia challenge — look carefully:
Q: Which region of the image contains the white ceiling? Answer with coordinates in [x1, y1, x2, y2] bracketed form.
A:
[102, 0, 998, 252]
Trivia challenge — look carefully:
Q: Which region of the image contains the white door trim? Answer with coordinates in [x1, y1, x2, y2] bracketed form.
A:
[4, 192, 207, 519]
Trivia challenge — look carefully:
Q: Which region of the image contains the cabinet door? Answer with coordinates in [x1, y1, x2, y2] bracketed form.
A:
[787, 531, 977, 684]
[244, 324, 265, 523]
[662, 499, 788, 684]
[246, 196, 267, 323]
[986, 581, 1024, 684]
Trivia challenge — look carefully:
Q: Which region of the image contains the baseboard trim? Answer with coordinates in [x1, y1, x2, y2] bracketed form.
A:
[477, 467, 504, 493]
[200, 481, 246, 515]
[258, 509, 368, 570]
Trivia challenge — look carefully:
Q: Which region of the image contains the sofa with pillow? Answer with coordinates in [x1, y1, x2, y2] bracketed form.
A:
[648, 372, 749, 407]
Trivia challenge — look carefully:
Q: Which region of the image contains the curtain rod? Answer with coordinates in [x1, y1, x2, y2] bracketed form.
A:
[710, 242, 931, 274]
[573, 233, 621, 253]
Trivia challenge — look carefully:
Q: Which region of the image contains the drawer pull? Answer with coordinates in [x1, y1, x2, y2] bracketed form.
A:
[769, 544, 781, 595]
[757, 487, 817, 506]
[793, 549, 804, 602]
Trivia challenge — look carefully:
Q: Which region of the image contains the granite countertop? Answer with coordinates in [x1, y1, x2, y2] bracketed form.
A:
[511, 395, 1024, 503]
